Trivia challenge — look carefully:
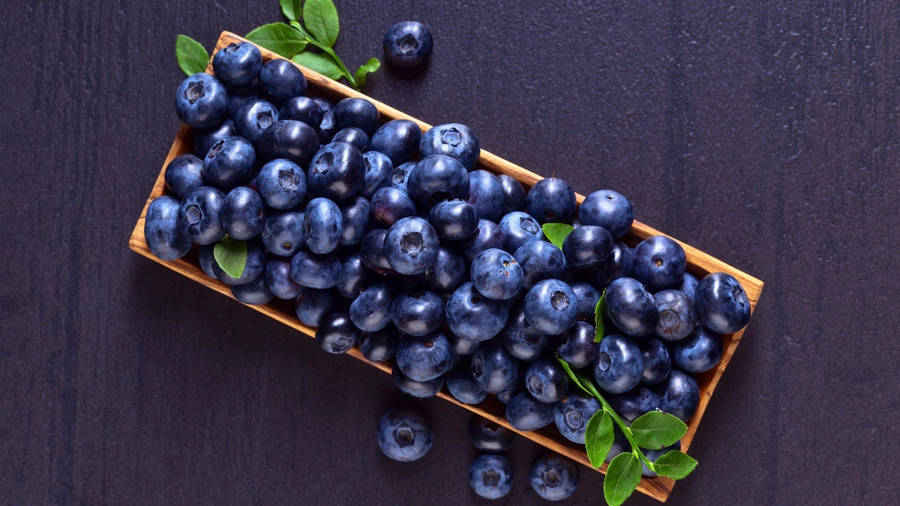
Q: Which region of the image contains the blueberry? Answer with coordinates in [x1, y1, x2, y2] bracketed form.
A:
[307, 142, 365, 201]
[222, 186, 266, 240]
[407, 154, 469, 209]
[175, 73, 228, 129]
[179, 186, 226, 245]
[384, 217, 439, 275]
[640, 338, 672, 385]
[333, 97, 379, 134]
[361, 151, 393, 198]
[144, 196, 191, 260]
[255, 158, 306, 210]
[496, 386, 518, 405]
[605, 277, 659, 338]
[391, 290, 443, 336]
[212, 241, 266, 285]
[338, 196, 371, 247]
[471, 341, 519, 394]
[593, 334, 643, 394]
[471, 248, 524, 300]
[579, 190, 634, 238]
[359, 327, 397, 362]
[563, 225, 613, 268]
[499, 174, 527, 214]
[525, 359, 569, 403]
[461, 219, 504, 262]
[610, 386, 663, 423]
[164, 154, 204, 198]
[360, 228, 393, 274]
[369, 119, 421, 165]
[390, 161, 416, 191]
[446, 367, 488, 405]
[423, 246, 467, 293]
[469, 454, 513, 500]
[654, 289, 697, 341]
[331, 127, 369, 151]
[192, 119, 236, 157]
[505, 392, 553, 431]
[289, 251, 341, 289]
[264, 258, 302, 299]
[642, 442, 681, 477]
[350, 282, 395, 332]
[695, 272, 751, 334]
[428, 199, 478, 240]
[371, 187, 416, 227]
[604, 241, 634, 282]
[633, 236, 687, 292]
[261, 211, 305, 256]
[294, 287, 336, 327]
[462, 171, 503, 223]
[450, 333, 480, 356]
[526, 177, 576, 223]
[680, 272, 699, 303]
[279, 96, 323, 126]
[557, 321, 599, 369]
[661, 370, 699, 421]
[337, 253, 372, 299]
[523, 279, 577, 334]
[446, 282, 510, 342]
[530, 455, 579, 501]
[554, 392, 601, 444]
[501, 309, 549, 361]
[468, 415, 514, 451]
[227, 93, 257, 119]
[313, 97, 337, 142]
[231, 275, 272, 305]
[420, 123, 480, 170]
[392, 367, 444, 398]
[395, 332, 455, 382]
[303, 197, 342, 254]
[377, 409, 433, 462]
[233, 99, 279, 144]
[671, 327, 723, 373]
[212, 42, 262, 87]
[499, 211, 543, 252]
[258, 59, 306, 104]
[513, 240, 567, 288]
[571, 282, 601, 321]
[202, 137, 256, 190]
[256, 120, 320, 168]
[383, 21, 433, 69]
[198, 245, 218, 278]
[316, 312, 358, 354]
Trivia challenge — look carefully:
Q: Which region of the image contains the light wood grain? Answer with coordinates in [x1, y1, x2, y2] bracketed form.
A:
[129, 31, 764, 503]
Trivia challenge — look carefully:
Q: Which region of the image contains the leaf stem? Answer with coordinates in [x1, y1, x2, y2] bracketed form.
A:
[289, 21, 357, 88]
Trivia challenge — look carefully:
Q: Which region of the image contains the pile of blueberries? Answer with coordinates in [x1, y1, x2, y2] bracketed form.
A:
[144, 41, 752, 502]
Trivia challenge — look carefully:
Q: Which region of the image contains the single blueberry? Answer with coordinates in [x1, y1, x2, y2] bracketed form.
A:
[261, 211, 305, 257]
[499, 174, 527, 215]
[446, 367, 487, 404]
[255, 158, 307, 210]
[501, 309, 549, 361]
[513, 240, 567, 289]
[360, 228, 393, 274]
[377, 409, 433, 462]
[605, 241, 635, 282]
[525, 359, 569, 403]
[468, 415, 514, 451]
[396, 332, 455, 382]
[313, 97, 337, 142]
[333, 97, 379, 134]
[331, 127, 369, 151]
[212, 241, 266, 286]
[316, 312, 358, 354]
[446, 282, 510, 342]
[469, 454, 513, 500]
[279, 96, 323, 126]
[383, 21, 433, 69]
[192, 119, 236, 157]
[144, 196, 191, 261]
[233, 99, 279, 144]
[530, 455, 579, 501]
[359, 327, 397, 362]
[360, 151, 393, 198]
[593, 334, 643, 394]
[369, 119, 421, 165]
[371, 187, 416, 227]
[222, 186, 266, 240]
[523, 279, 577, 334]
[256, 119, 320, 168]
[695, 272, 751, 334]
[571, 282, 601, 321]
[654, 289, 697, 341]
[633, 235, 687, 292]
[307, 142, 365, 202]
[384, 217, 439, 275]
[680, 272, 699, 303]
[391, 290, 443, 336]
[231, 275, 273, 305]
[499, 211, 543, 252]
[264, 258, 302, 300]
[466, 170, 504, 222]
[557, 321, 599, 369]
[202, 137, 256, 190]
[423, 246, 467, 293]
[258, 59, 307, 104]
[553, 392, 601, 444]
[471, 341, 519, 393]
[289, 251, 341, 289]
[420, 123, 480, 170]
[461, 219, 504, 262]
[605, 277, 659, 338]
[179, 186, 226, 245]
[294, 287, 336, 327]
[407, 154, 469, 210]
[175, 73, 228, 129]
[671, 326, 723, 373]
[563, 225, 613, 268]
[164, 154, 204, 198]
[428, 199, 478, 240]
[639, 338, 672, 385]
[579, 189, 634, 238]
[505, 392, 554, 431]
[303, 197, 342, 254]
[449, 333, 479, 357]
[526, 177, 576, 223]
[470, 248, 524, 300]
[392, 367, 444, 398]
[661, 370, 699, 422]
[339, 195, 371, 247]
[350, 282, 395, 332]
[390, 161, 416, 191]
[610, 386, 664, 423]
[212, 42, 262, 88]
[336, 253, 371, 299]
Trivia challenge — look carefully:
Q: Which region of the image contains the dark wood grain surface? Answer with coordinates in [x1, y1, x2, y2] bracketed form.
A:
[1, 1, 897, 504]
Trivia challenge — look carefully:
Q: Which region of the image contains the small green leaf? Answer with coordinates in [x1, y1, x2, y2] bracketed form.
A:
[280, 0, 303, 21]
[246, 23, 308, 57]
[630, 411, 688, 450]
[175, 35, 209, 76]
[542, 222, 574, 249]
[604, 452, 642, 506]
[303, 0, 340, 47]
[291, 52, 342, 79]
[353, 57, 381, 87]
[585, 411, 614, 468]
[594, 289, 606, 342]
[213, 236, 247, 279]
[651, 450, 698, 479]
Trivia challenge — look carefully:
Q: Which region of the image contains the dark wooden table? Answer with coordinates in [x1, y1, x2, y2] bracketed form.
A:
[2, 1, 897, 504]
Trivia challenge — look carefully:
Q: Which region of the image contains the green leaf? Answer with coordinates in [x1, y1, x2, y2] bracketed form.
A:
[630, 411, 688, 450]
[542, 222, 574, 249]
[556, 356, 591, 396]
[303, 0, 340, 47]
[291, 52, 342, 79]
[604, 453, 642, 506]
[651, 450, 698, 479]
[594, 289, 606, 342]
[353, 57, 381, 87]
[213, 236, 247, 279]
[280, 0, 303, 21]
[585, 411, 614, 468]
[246, 23, 308, 57]
[175, 35, 209, 76]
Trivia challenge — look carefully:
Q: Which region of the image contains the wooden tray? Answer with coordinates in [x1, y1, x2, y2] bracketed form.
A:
[129, 31, 764, 503]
